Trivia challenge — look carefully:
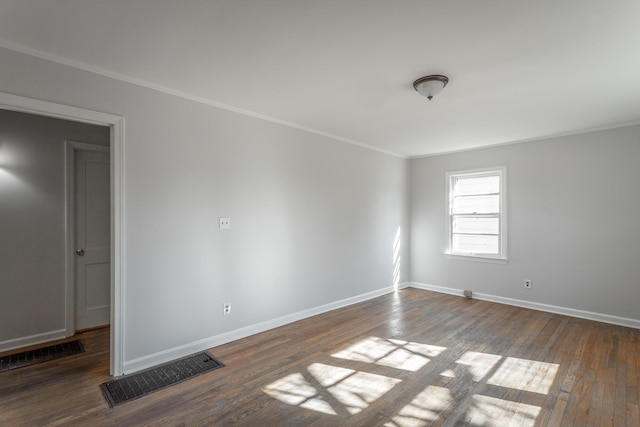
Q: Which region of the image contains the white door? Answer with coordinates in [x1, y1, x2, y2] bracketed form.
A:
[74, 148, 111, 330]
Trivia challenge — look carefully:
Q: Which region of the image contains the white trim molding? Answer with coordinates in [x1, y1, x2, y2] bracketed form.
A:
[409, 282, 640, 330]
[0, 91, 126, 376]
[123, 283, 409, 374]
[0, 329, 68, 353]
[408, 120, 640, 159]
[0, 40, 404, 159]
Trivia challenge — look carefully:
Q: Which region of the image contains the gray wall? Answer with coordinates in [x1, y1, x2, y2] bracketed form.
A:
[0, 109, 109, 343]
[410, 125, 640, 321]
[0, 46, 410, 366]
[5, 40, 638, 371]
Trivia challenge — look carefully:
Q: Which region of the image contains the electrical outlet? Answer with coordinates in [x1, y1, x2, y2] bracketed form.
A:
[219, 217, 231, 229]
[524, 279, 532, 288]
[223, 303, 231, 315]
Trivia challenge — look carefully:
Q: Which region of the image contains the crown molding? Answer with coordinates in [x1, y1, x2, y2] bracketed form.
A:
[0, 39, 406, 159]
[409, 119, 640, 159]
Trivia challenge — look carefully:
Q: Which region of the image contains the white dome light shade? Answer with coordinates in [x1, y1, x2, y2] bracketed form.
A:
[413, 75, 449, 100]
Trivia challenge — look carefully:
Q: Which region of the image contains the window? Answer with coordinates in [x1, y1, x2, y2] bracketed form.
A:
[446, 167, 506, 261]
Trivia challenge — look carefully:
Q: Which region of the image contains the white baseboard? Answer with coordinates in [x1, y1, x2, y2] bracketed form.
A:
[409, 282, 640, 329]
[0, 329, 68, 353]
[123, 283, 409, 374]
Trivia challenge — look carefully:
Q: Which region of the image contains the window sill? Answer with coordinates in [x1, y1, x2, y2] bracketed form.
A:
[445, 253, 508, 264]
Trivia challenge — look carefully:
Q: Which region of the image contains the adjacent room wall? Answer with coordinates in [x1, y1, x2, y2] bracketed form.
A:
[0, 110, 109, 347]
[0, 46, 409, 369]
[410, 125, 640, 324]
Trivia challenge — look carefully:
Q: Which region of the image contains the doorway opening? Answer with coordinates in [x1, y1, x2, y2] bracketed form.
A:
[0, 92, 124, 376]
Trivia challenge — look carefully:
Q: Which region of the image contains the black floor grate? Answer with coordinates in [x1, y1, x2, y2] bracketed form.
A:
[0, 340, 86, 373]
[100, 351, 224, 407]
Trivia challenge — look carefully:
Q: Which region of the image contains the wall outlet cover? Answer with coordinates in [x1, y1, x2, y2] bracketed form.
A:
[219, 217, 231, 229]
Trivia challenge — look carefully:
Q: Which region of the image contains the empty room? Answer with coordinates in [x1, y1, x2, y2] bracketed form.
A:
[1, 1, 639, 426]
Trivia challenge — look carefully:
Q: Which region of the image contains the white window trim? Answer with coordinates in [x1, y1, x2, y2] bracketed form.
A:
[445, 166, 507, 263]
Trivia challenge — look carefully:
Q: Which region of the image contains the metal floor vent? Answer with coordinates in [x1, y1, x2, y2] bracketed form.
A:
[100, 351, 224, 407]
[0, 340, 86, 373]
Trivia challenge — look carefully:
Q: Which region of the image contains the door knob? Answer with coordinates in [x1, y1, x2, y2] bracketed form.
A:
[76, 249, 85, 256]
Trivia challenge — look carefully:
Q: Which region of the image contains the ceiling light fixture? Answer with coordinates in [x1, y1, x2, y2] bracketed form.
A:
[413, 75, 449, 100]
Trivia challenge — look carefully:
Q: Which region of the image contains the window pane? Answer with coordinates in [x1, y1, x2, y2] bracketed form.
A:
[453, 234, 499, 254]
[454, 175, 499, 196]
[452, 195, 499, 214]
[453, 217, 499, 234]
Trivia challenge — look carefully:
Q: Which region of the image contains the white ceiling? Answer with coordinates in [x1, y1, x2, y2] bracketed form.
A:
[1, 0, 639, 157]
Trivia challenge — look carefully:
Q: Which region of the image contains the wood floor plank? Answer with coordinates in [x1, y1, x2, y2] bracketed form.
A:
[1, 288, 639, 426]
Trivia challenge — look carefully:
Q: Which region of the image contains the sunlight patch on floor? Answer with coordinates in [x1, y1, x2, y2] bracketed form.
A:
[262, 372, 337, 415]
[262, 362, 401, 416]
[467, 394, 541, 427]
[384, 385, 452, 427]
[263, 338, 555, 424]
[488, 357, 559, 394]
[440, 369, 456, 378]
[309, 363, 402, 415]
[332, 336, 446, 372]
[330, 370, 400, 415]
[455, 351, 502, 381]
[307, 362, 354, 388]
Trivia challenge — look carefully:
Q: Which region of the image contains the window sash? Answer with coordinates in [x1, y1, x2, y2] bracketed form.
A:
[452, 174, 499, 196]
[452, 234, 500, 255]
[452, 195, 500, 215]
[452, 215, 500, 236]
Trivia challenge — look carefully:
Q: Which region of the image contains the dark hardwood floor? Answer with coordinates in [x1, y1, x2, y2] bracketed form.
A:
[1, 288, 639, 426]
